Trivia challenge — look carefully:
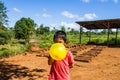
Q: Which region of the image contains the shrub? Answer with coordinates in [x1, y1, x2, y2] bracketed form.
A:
[0, 38, 7, 44]
[0, 44, 28, 57]
[0, 31, 13, 44]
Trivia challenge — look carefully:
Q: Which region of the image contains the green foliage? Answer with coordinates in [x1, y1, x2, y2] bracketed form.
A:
[0, 30, 11, 39]
[0, 37, 7, 44]
[0, 28, 120, 58]
[100, 29, 115, 35]
[67, 33, 79, 44]
[7, 30, 15, 39]
[36, 24, 50, 35]
[0, 44, 27, 57]
[38, 33, 53, 48]
[36, 31, 120, 48]
[69, 28, 79, 34]
[0, 1, 8, 26]
[38, 42, 52, 48]
[0, 48, 13, 57]
[0, 25, 7, 30]
[14, 17, 35, 42]
[0, 30, 13, 44]
[101, 29, 107, 34]
[61, 26, 66, 32]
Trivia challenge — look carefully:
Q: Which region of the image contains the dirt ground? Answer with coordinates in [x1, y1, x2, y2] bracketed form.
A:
[0, 45, 120, 80]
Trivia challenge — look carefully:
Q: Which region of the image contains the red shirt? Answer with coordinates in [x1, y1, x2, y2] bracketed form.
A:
[49, 51, 74, 80]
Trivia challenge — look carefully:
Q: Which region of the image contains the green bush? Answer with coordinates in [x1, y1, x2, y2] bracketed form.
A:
[0, 44, 28, 57]
[0, 51, 4, 57]
[38, 42, 52, 48]
[0, 48, 13, 57]
[0, 31, 13, 44]
[0, 38, 7, 44]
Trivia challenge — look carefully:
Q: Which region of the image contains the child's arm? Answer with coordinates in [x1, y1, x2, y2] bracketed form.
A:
[69, 63, 74, 68]
[68, 50, 74, 68]
[48, 56, 54, 65]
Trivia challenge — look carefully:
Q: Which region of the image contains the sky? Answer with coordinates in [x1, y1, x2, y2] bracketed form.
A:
[1, 0, 120, 31]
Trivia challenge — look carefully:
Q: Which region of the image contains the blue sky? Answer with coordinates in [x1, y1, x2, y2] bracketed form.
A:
[2, 0, 120, 30]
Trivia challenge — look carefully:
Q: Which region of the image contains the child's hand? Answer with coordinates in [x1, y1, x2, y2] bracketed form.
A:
[69, 63, 74, 68]
[48, 56, 54, 65]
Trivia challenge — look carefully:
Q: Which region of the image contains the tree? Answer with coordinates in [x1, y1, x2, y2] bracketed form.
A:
[0, 25, 7, 30]
[36, 24, 50, 35]
[14, 17, 35, 42]
[69, 28, 79, 34]
[70, 28, 75, 33]
[61, 26, 66, 32]
[101, 29, 107, 34]
[80, 27, 84, 33]
[0, 1, 8, 26]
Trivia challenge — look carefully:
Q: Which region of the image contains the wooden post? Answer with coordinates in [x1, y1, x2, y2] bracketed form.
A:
[107, 22, 110, 46]
[115, 28, 118, 45]
[79, 26, 82, 44]
[103, 22, 110, 46]
[89, 29, 91, 42]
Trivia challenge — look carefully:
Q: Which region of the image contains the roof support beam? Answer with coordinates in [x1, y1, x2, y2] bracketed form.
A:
[115, 28, 118, 45]
[88, 29, 91, 42]
[79, 26, 82, 44]
[107, 22, 110, 46]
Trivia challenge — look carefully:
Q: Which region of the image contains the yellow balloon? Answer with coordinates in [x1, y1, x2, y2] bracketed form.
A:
[50, 43, 67, 60]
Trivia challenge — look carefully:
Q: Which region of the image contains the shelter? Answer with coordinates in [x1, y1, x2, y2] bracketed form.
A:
[76, 18, 120, 45]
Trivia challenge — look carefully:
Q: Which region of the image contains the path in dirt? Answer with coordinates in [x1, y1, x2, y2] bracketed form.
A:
[0, 45, 120, 80]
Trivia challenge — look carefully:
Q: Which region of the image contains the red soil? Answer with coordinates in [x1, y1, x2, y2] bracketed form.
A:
[0, 45, 120, 80]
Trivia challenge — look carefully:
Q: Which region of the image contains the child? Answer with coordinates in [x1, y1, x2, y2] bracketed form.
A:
[48, 30, 74, 80]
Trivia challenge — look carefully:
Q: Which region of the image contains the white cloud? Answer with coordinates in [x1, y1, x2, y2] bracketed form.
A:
[42, 13, 51, 18]
[35, 13, 51, 18]
[50, 24, 57, 27]
[13, 8, 21, 13]
[84, 13, 97, 20]
[61, 11, 78, 19]
[81, 0, 90, 3]
[61, 11, 97, 21]
[82, 0, 119, 3]
[78, 13, 97, 21]
[61, 22, 80, 30]
[49, 22, 80, 31]
[113, 0, 119, 3]
[100, 0, 119, 3]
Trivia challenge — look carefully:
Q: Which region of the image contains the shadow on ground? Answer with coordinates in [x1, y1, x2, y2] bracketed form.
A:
[0, 61, 46, 80]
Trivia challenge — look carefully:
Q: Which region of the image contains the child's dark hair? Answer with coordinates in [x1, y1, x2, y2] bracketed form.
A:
[53, 30, 67, 42]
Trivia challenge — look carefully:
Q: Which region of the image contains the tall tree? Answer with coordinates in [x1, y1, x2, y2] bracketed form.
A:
[0, 1, 8, 26]
[61, 26, 66, 32]
[14, 17, 35, 42]
[36, 24, 50, 35]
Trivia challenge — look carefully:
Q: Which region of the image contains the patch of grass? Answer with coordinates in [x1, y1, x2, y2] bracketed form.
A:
[0, 44, 27, 57]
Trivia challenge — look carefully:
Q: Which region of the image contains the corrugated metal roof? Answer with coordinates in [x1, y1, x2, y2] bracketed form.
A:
[76, 18, 120, 29]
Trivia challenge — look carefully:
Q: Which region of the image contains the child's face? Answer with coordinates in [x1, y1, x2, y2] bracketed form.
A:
[54, 37, 65, 44]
